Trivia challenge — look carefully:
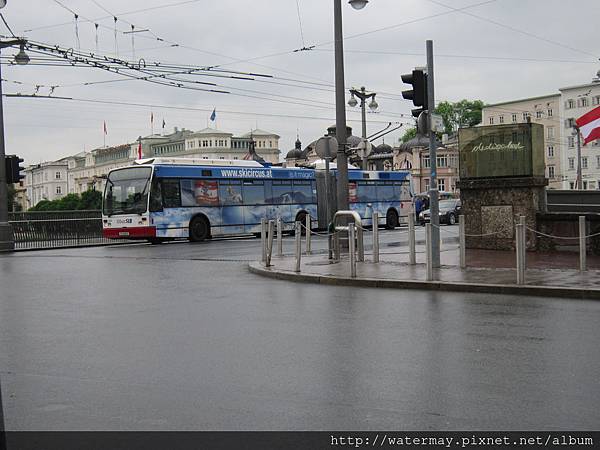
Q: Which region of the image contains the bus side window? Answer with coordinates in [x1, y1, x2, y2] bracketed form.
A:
[272, 180, 293, 204]
[242, 180, 265, 205]
[378, 181, 395, 202]
[149, 178, 163, 212]
[161, 179, 181, 208]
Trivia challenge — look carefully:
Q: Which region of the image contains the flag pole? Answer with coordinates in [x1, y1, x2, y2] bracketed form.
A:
[575, 126, 582, 190]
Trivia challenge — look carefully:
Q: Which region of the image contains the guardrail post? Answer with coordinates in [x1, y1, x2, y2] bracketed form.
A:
[277, 217, 283, 257]
[305, 213, 311, 255]
[408, 207, 416, 265]
[459, 215, 466, 269]
[349, 223, 357, 278]
[333, 229, 340, 261]
[295, 221, 302, 273]
[265, 220, 274, 267]
[357, 220, 364, 263]
[373, 212, 379, 263]
[579, 215, 587, 272]
[261, 218, 267, 263]
[425, 223, 433, 281]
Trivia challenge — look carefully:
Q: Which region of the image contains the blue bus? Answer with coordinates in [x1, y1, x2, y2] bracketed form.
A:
[102, 158, 412, 243]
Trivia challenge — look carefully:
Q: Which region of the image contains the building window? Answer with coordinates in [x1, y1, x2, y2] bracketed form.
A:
[565, 118, 575, 128]
[536, 110, 543, 119]
[581, 97, 588, 107]
[56, 186, 62, 194]
[547, 146, 554, 157]
[523, 112, 530, 121]
[436, 155, 447, 167]
[269, 141, 273, 148]
[233, 156, 238, 160]
[422, 156, 430, 168]
[499, 115, 504, 124]
[570, 182, 575, 189]
[55, 172, 61, 179]
[512, 114, 517, 123]
[593, 96, 600, 106]
[424, 179, 430, 191]
[548, 165, 555, 178]
[582, 157, 588, 169]
[438, 178, 445, 191]
[568, 157, 575, 170]
[566, 99, 575, 109]
[547, 109, 553, 117]
[568, 136, 575, 148]
[597, 155, 600, 169]
[489, 117, 494, 125]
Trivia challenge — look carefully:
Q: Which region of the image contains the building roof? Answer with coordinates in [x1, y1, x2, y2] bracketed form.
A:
[397, 134, 441, 151]
[192, 127, 233, 136]
[559, 80, 600, 92]
[239, 129, 280, 138]
[484, 93, 560, 108]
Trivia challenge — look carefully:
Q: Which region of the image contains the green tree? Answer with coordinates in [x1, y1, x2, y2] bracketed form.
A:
[55, 193, 81, 210]
[400, 127, 417, 143]
[79, 189, 102, 210]
[434, 99, 485, 135]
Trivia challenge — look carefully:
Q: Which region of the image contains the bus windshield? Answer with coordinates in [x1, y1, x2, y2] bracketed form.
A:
[103, 167, 152, 216]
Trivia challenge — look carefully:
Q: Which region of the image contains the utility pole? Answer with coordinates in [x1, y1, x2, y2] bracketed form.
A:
[574, 126, 582, 189]
[334, 0, 349, 215]
[427, 40, 440, 268]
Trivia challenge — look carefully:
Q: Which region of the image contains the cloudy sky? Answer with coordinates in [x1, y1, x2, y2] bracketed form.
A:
[1, 0, 599, 165]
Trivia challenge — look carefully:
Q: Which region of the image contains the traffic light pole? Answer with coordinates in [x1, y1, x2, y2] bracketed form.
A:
[426, 40, 440, 268]
[0, 46, 15, 252]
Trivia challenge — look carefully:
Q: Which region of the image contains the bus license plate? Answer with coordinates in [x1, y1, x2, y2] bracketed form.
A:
[119, 232, 130, 236]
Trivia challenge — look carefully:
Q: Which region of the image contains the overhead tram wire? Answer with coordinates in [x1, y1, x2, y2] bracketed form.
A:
[426, 0, 600, 59]
[2, 94, 413, 125]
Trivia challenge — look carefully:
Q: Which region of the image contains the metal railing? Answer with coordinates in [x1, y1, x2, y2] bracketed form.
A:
[7, 210, 126, 250]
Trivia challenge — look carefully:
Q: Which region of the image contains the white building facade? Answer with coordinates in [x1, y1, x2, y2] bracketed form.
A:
[24, 161, 69, 207]
[559, 81, 600, 189]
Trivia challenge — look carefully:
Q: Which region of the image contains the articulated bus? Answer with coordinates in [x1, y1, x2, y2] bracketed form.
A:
[102, 158, 412, 243]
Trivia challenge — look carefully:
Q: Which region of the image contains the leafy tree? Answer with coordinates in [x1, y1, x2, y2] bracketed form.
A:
[79, 190, 102, 210]
[56, 193, 81, 210]
[400, 127, 417, 143]
[434, 99, 485, 135]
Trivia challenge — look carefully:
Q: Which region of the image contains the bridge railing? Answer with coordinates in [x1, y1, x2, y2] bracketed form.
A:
[7, 210, 125, 250]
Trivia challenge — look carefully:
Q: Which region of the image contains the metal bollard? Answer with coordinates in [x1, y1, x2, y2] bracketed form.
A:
[425, 223, 433, 281]
[265, 220, 274, 267]
[349, 223, 357, 278]
[459, 215, 466, 269]
[579, 215, 587, 272]
[408, 208, 416, 265]
[516, 218, 525, 285]
[277, 217, 283, 257]
[261, 218, 267, 263]
[373, 212, 379, 263]
[334, 231, 340, 261]
[305, 213, 311, 255]
[357, 222, 364, 263]
[295, 221, 302, 273]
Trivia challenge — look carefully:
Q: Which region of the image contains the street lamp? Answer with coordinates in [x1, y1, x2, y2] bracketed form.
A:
[348, 86, 378, 169]
[0, 37, 29, 252]
[334, 0, 370, 221]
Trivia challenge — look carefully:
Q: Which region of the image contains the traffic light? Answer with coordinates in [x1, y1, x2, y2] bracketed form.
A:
[4, 155, 25, 184]
[401, 69, 428, 117]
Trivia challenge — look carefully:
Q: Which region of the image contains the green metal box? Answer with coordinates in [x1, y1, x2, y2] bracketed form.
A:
[459, 123, 545, 179]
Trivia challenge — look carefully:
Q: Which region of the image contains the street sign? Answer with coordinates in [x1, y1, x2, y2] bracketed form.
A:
[355, 139, 372, 159]
[430, 113, 445, 133]
[314, 136, 338, 159]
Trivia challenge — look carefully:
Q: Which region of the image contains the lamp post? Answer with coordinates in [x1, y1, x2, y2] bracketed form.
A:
[0, 37, 29, 252]
[334, 0, 369, 217]
[348, 86, 378, 169]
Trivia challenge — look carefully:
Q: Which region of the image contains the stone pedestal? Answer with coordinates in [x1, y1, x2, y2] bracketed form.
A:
[457, 176, 547, 250]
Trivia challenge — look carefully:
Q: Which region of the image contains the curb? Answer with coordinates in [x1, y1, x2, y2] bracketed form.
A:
[248, 262, 600, 300]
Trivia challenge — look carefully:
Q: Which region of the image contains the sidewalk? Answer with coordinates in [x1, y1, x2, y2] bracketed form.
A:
[249, 245, 600, 300]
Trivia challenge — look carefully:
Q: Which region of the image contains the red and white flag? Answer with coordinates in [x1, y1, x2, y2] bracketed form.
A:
[103, 121, 107, 135]
[576, 106, 600, 146]
[137, 141, 143, 159]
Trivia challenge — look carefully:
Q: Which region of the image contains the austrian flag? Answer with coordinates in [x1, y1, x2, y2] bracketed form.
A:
[576, 105, 600, 145]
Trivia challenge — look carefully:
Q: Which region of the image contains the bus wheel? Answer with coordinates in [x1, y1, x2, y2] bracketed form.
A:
[386, 209, 399, 229]
[189, 216, 210, 242]
[295, 212, 307, 235]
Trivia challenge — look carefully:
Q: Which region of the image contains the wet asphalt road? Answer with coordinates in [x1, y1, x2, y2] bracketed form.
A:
[1, 229, 599, 430]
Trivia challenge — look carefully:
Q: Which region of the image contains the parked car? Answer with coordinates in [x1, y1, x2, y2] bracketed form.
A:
[419, 199, 462, 225]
